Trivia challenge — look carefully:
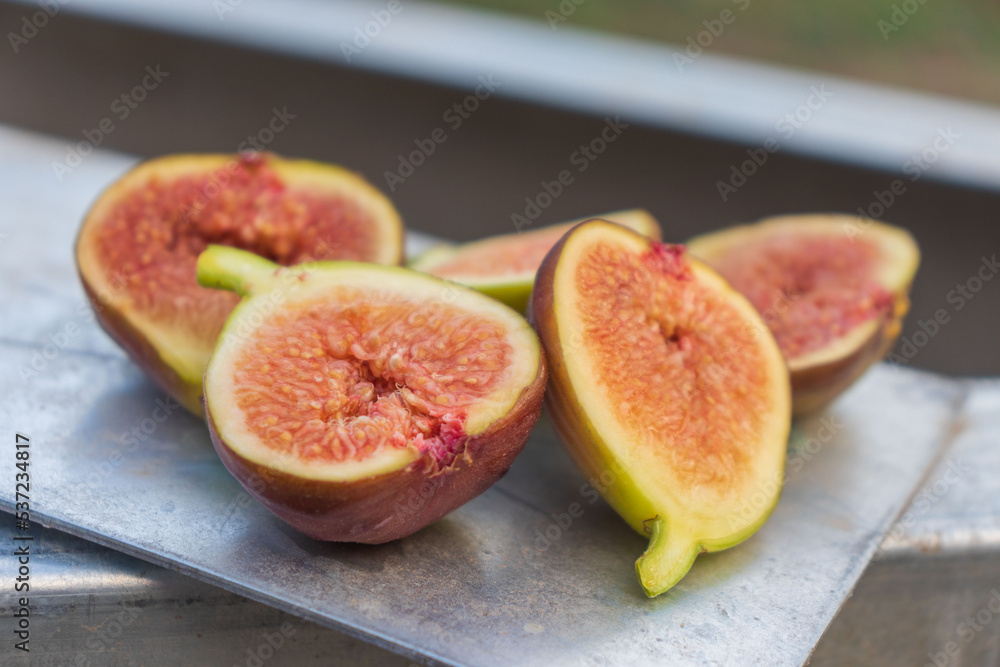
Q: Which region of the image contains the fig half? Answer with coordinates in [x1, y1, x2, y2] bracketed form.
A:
[530, 220, 790, 597]
[76, 153, 404, 415]
[410, 209, 660, 311]
[198, 246, 546, 543]
[687, 214, 919, 415]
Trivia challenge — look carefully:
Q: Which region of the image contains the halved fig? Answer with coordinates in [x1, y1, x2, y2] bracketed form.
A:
[530, 220, 790, 597]
[410, 209, 660, 311]
[687, 214, 919, 415]
[76, 153, 404, 415]
[198, 246, 546, 543]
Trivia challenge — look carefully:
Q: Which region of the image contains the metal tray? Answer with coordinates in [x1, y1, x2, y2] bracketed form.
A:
[0, 125, 970, 666]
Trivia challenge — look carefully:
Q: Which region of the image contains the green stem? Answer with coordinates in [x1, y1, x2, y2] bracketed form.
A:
[635, 517, 701, 597]
[196, 245, 280, 297]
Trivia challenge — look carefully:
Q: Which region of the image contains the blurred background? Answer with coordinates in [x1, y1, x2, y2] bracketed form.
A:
[451, 0, 1000, 106]
[2, 2, 1000, 666]
[1, 0, 998, 378]
[4, 0, 999, 381]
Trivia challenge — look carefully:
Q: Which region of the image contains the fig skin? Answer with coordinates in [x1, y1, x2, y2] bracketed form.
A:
[75, 153, 404, 416]
[81, 279, 206, 412]
[410, 209, 661, 312]
[199, 246, 547, 543]
[530, 220, 790, 597]
[687, 213, 919, 416]
[206, 371, 545, 543]
[788, 299, 906, 415]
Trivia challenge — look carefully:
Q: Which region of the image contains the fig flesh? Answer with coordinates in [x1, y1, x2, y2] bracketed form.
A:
[410, 209, 660, 311]
[687, 214, 919, 415]
[198, 246, 546, 543]
[76, 153, 404, 415]
[530, 220, 790, 597]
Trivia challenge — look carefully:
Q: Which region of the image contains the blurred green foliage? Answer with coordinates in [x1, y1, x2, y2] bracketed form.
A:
[443, 0, 1000, 106]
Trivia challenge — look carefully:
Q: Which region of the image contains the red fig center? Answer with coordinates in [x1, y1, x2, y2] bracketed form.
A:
[574, 241, 774, 490]
[708, 234, 893, 358]
[94, 155, 381, 340]
[233, 290, 513, 465]
[428, 224, 571, 277]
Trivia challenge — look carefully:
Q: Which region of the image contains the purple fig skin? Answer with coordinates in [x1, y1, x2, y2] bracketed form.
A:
[205, 358, 547, 544]
[788, 293, 910, 415]
[685, 213, 919, 417]
[527, 221, 616, 506]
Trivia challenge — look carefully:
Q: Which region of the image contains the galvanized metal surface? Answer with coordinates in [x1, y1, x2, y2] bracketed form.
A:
[0, 523, 414, 667]
[0, 125, 976, 665]
[1, 381, 998, 667]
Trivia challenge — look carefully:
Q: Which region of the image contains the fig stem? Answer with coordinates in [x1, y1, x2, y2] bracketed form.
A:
[197, 245, 280, 297]
[635, 516, 700, 598]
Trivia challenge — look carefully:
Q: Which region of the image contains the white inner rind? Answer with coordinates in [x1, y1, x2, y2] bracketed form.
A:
[204, 263, 541, 482]
[554, 222, 790, 539]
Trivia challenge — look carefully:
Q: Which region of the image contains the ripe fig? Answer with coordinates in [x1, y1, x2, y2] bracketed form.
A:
[76, 153, 404, 415]
[530, 220, 791, 597]
[410, 209, 660, 311]
[198, 245, 546, 543]
[687, 214, 919, 415]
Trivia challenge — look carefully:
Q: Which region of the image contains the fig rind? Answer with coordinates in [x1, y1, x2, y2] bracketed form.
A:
[200, 246, 547, 543]
[410, 209, 661, 312]
[75, 153, 404, 415]
[530, 220, 790, 597]
[687, 214, 919, 416]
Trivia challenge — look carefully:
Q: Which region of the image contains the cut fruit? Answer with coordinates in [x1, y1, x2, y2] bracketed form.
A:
[410, 209, 660, 311]
[75, 152, 404, 415]
[199, 245, 546, 543]
[529, 220, 790, 597]
[687, 214, 919, 415]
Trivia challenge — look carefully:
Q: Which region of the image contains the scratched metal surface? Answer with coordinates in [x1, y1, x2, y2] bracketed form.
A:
[0, 125, 970, 666]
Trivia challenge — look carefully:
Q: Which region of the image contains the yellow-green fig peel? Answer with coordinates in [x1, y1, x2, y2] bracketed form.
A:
[76, 152, 404, 415]
[198, 245, 547, 543]
[530, 220, 791, 597]
[410, 209, 660, 312]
